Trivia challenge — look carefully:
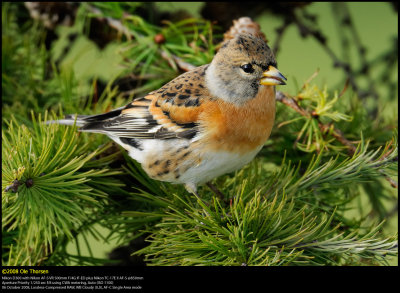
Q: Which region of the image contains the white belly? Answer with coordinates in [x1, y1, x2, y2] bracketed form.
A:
[112, 135, 262, 187]
[177, 146, 263, 185]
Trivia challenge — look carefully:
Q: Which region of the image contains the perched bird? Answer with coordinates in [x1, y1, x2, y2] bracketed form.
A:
[54, 34, 286, 195]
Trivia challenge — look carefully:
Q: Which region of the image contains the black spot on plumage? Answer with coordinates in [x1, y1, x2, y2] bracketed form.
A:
[179, 122, 198, 129]
[251, 81, 259, 91]
[178, 94, 190, 100]
[175, 84, 183, 90]
[148, 160, 159, 167]
[177, 129, 197, 140]
[174, 168, 181, 179]
[175, 145, 189, 154]
[120, 137, 144, 150]
[185, 89, 191, 94]
[165, 92, 177, 97]
[143, 115, 159, 127]
[181, 151, 190, 159]
[184, 98, 199, 107]
[157, 170, 169, 177]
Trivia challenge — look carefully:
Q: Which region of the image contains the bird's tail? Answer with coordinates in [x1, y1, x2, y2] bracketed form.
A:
[47, 114, 89, 127]
[46, 107, 125, 130]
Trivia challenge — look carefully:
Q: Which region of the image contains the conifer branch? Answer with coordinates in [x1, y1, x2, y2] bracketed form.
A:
[2, 112, 125, 265]
[276, 91, 357, 153]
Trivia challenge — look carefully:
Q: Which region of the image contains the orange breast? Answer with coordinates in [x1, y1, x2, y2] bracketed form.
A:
[199, 86, 276, 154]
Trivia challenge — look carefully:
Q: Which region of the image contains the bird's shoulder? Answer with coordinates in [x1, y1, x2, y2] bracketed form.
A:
[150, 64, 214, 108]
[122, 64, 218, 125]
[118, 64, 216, 139]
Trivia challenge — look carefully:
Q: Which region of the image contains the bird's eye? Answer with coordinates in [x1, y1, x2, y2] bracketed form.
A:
[241, 63, 254, 73]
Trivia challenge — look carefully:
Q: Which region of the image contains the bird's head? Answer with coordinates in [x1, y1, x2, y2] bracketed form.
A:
[205, 34, 286, 105]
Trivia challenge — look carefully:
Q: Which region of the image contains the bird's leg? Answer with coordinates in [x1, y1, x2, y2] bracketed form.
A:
[206, 182, 227, 203]
[186, 182, 227, 205]
[184, 183, 198, 196]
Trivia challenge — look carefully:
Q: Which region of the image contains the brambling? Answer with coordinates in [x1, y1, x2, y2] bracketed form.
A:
[55, 34, 286, 195]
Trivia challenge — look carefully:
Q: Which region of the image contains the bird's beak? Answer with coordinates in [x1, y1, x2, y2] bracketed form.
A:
[260, 65, 287, 85]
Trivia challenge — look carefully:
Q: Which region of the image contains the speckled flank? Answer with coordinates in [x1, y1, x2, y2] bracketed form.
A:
[143, 144, 200, 181]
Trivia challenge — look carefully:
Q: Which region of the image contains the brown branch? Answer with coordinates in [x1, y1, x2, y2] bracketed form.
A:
[276, 90, 397, 188]
[206, 182, 228, 204]
[276, 91, 357, 155]
[380, 170, 398, 189]
[292, 5, 381, 106]
[319, 124, 357, 155]
[273, 18, 291, 55]
[86, 5, 134, 40]
[159, 50, 196, 72]
[275, 91, 309, 117]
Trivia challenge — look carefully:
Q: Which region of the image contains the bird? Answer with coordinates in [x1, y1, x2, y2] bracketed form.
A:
[53, 34, 286, 195]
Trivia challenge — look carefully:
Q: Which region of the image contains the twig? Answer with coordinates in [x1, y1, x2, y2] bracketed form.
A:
[318, 123, 357, 155]
[277, 90, 359, 155]
[380, 170, 398, 188]
[159, 50, 196, 72]
[275, 91, 309, 117]
[86, 5, 134, 40]
[292, 5, 381, 106]
[273, 18, 291, 55]
[206, 182, 228, 204]
[89, 4, 197, 73]
[276, 90, 397, 188]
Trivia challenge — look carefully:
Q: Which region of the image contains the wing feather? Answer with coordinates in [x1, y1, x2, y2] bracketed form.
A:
[76, 64, 213, 140]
